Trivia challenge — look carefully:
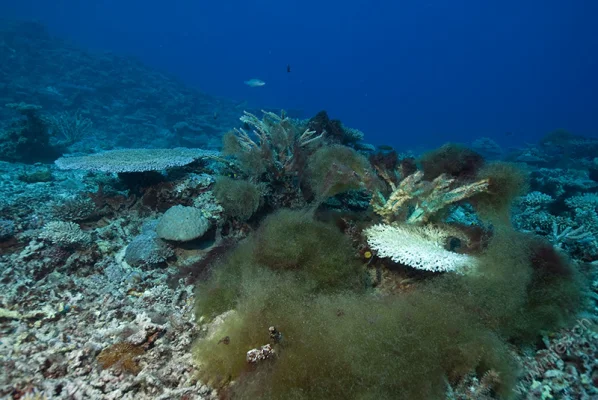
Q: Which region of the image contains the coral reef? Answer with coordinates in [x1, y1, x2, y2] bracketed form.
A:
[125, 230, 174, 267]
[223, 110, 322, 178]
[0, 103, 63, 163]
[191, 143, 587, 400]
[39, 221, 91, 247]
[0, 20, 241, 154]
[471, 137, 503, 159]
[0, 219, 15, 241]
[221, 111, 377, 211]
[44, 110, 93, 146]
[0, 18, 596, 400]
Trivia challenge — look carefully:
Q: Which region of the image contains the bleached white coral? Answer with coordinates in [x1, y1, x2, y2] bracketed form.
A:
[364, 223, 476, 273]
[40, 221, 91, 246]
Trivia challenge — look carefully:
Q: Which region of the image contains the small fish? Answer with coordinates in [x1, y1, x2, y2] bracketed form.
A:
[287, 64, 291, 73]
[377, 144, 394, 151]
[269, 326, 282, 343]
[244, 78, 266, 87]
[505, 131, 514, 136]
[218, 336, 230, 345]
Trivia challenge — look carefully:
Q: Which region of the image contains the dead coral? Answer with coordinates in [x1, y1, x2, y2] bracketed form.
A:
[223, 110, 327, 209]
[371, 170, 490, 224]
[224, 110, 322, 180]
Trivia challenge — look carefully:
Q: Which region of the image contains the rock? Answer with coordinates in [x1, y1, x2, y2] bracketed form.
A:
[156, 205, 210, 242]
[125, 231, 173, 266]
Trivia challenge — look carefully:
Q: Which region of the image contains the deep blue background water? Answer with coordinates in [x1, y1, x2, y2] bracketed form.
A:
[2, 0, 597, 149]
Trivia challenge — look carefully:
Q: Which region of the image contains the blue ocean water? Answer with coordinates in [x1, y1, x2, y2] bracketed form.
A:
[3, 0, 597, 149]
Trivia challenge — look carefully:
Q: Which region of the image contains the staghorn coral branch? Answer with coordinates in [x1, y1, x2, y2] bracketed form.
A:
[233, 127, 259, 150]
[298, 128, 323, 146]
[371, 171, 490, 224]
[371, 171, 427, 222]
[239, 111, 271, 139]
[261, 109, 285, 123]
[407, 176, 490, 224]
[373, 164, 397, 191]
[229, 110, 322, 179]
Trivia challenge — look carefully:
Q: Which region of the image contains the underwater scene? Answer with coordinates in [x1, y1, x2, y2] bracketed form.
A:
[1, 2, 598, 400]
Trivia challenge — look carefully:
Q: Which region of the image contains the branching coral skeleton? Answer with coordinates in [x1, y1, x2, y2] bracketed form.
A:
[367, 169, 490, 273]
[233, 110, 323, 173]
[371, 170, 490, 224]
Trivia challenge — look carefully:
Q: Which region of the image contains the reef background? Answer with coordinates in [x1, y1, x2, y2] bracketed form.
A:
[2, 1, 597, 149]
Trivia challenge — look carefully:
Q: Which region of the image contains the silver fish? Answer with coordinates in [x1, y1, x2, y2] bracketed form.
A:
[244, 78, 266, 87]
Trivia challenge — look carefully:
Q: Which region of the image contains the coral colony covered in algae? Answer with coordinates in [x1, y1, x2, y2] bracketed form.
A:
[0, 20, 598, 400]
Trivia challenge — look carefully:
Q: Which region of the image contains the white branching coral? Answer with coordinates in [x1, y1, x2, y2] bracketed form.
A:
[40, 221, 91, 246]
[364, 223, 477, 273]
[236, 110, 323, 150]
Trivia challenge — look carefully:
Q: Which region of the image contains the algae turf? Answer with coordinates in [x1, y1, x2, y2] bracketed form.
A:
[194, 271, 518, 400]
[194, 209, 365, 319]
[306, 144, 377, 200]
[471, 162, 530, 223]
[192, 210, 585, 399]
[419, 143, 485, 181]
[213, 176, 262, 221]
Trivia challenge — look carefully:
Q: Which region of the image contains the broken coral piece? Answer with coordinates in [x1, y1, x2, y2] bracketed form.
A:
[246, 344, 276, 364]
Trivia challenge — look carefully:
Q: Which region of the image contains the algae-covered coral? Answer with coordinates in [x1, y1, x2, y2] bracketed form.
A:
[194, 209, 364, 319]
[191, 143, 586, 399]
